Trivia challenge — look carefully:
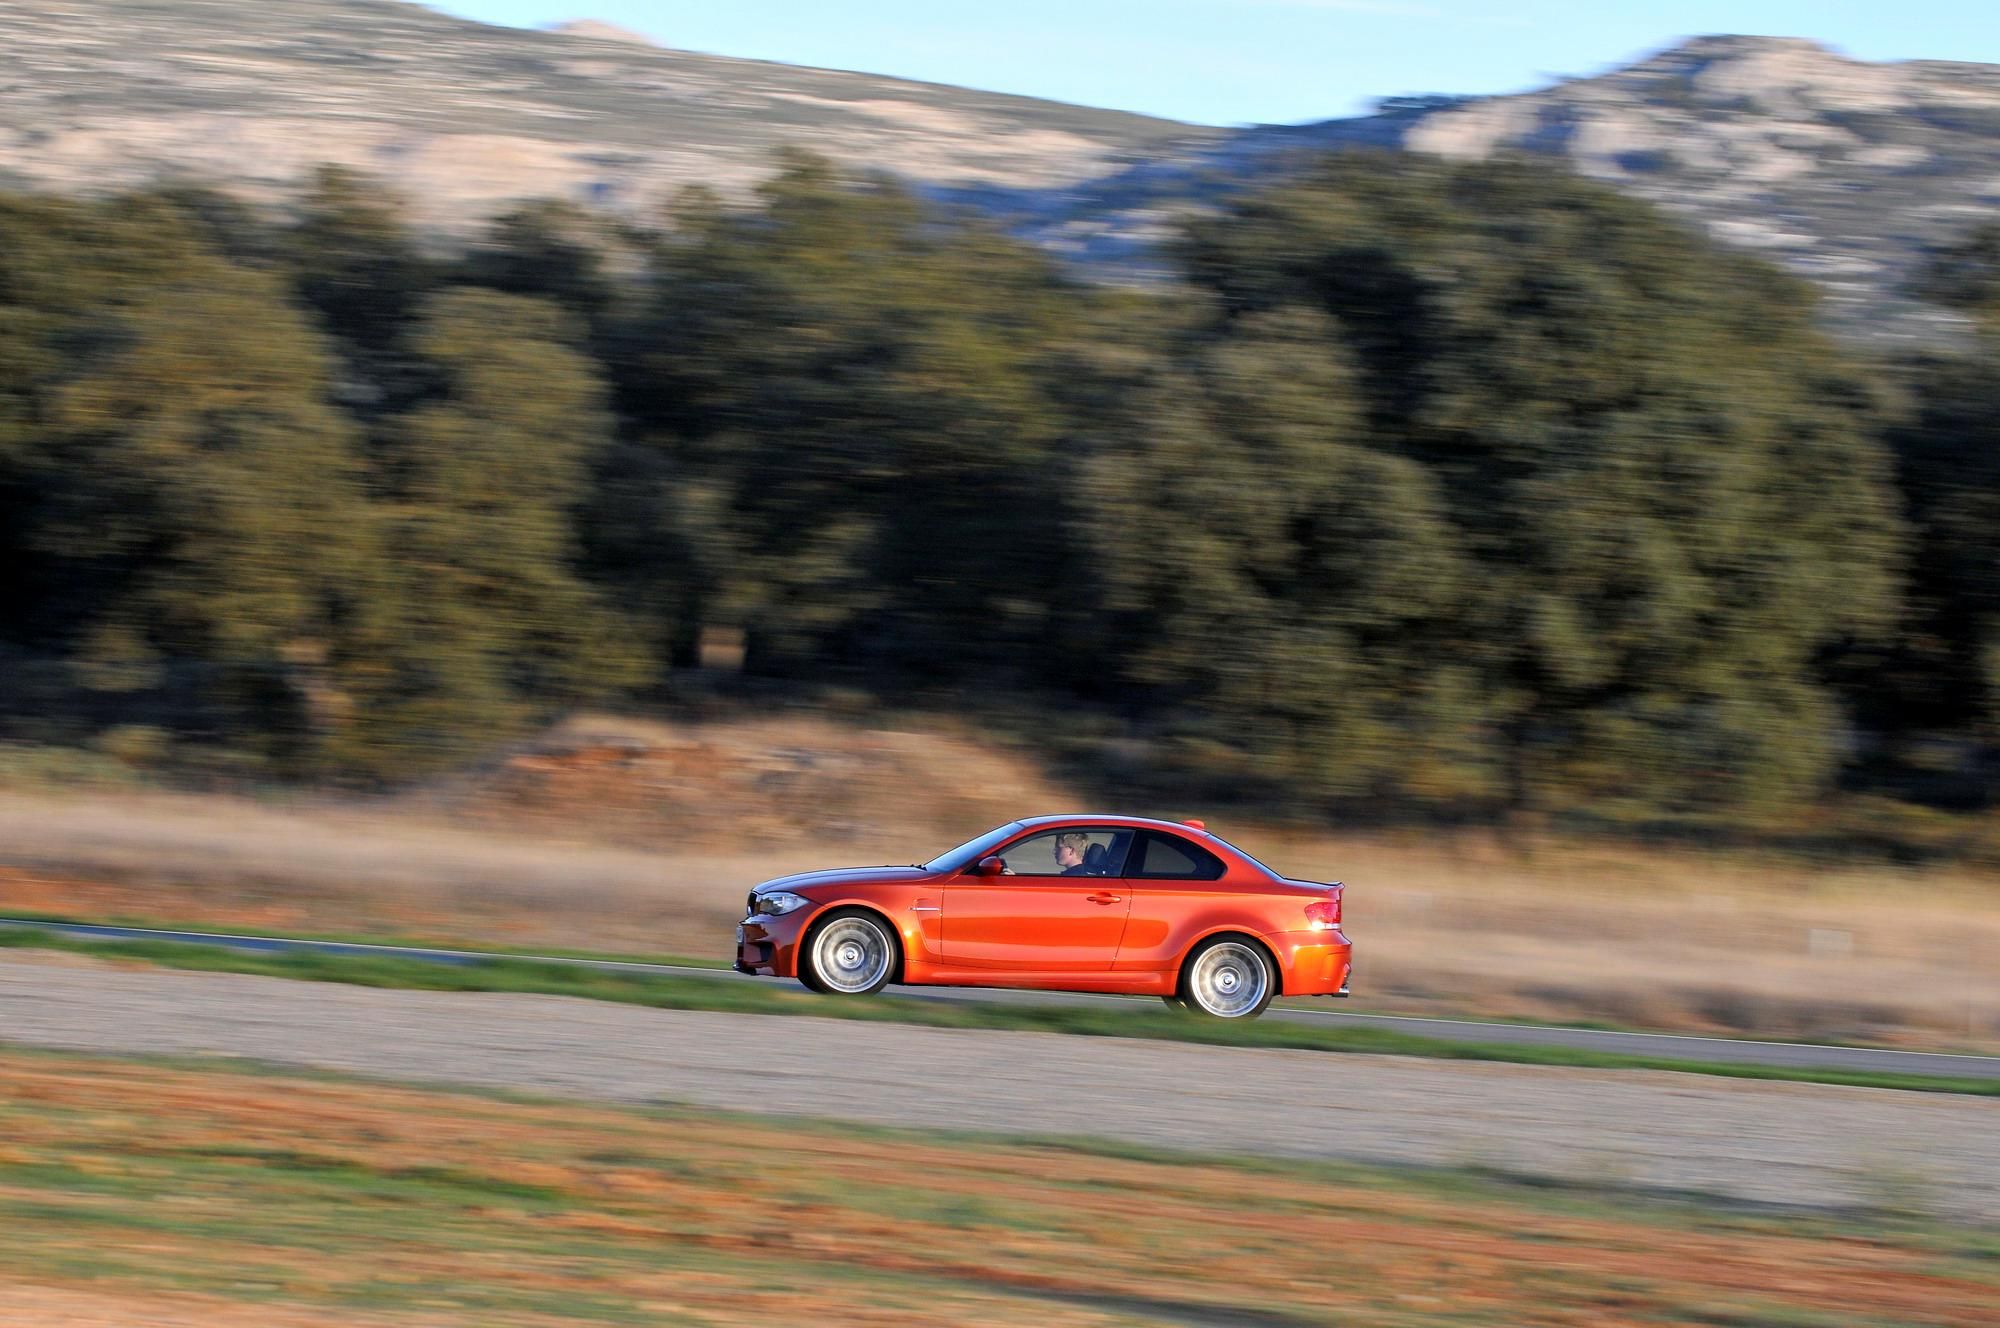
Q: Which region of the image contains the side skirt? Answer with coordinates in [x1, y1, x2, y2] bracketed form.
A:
[901, 961, 1176, 997]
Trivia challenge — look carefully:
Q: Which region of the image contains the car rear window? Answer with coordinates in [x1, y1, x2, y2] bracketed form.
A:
[1129, 831, 1225, 880]
[1205, 832, 1283, 880]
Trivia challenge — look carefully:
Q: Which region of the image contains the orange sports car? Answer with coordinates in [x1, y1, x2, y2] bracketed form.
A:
[733, 815, 1350, 1019]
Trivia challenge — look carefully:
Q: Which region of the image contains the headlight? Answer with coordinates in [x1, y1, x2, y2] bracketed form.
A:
[754, 892, 810, 916]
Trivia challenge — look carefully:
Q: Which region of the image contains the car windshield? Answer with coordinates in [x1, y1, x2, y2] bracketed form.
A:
[923, 822, 1023, 873]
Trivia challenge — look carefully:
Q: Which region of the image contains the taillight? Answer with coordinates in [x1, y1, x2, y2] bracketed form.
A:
[1305, 889, 1342, 930]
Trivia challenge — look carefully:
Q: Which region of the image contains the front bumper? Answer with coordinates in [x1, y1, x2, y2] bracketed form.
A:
[734, 909, 811, 978]
[1262, 929, 1353, 997]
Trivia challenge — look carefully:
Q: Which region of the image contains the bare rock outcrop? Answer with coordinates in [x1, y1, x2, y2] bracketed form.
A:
[0, 4, 1993, 343]
[0, 0, 1206, 228]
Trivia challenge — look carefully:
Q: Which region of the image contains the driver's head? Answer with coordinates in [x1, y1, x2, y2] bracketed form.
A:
[1055, 833, 1090, 868]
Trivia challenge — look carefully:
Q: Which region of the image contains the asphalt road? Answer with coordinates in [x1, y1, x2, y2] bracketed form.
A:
[4, 954, 1997, 1221]
[5, 917, 1996, 1079]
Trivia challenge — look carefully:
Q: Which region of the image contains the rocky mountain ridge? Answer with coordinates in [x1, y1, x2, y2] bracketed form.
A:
[1, 4, 1995, 341]
[541, 19, 658, 48]
[0, 0, 1208, 225]
[1034, 35, 2000, 343]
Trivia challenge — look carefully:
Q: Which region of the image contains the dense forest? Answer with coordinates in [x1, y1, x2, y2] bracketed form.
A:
[2, 151, 1998, 833]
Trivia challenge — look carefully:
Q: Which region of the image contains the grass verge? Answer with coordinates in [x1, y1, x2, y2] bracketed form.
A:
[0, 907, 728, 968]
[0, 1045, 1995, 1328]
[3, 926, 1994, 1096]
[0, 909, 1950, 1055]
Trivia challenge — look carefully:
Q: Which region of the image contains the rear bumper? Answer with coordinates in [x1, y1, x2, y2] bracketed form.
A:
[1262, 929, 1353, 997]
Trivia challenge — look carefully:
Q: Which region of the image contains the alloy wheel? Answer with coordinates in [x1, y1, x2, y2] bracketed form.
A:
[810, 915, 894, 994]
[1185, 940, 1272, 1018]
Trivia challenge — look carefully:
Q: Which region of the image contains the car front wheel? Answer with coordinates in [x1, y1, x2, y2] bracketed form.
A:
[1179, 937, 1276, 1019]
[801, 910, 897, 996]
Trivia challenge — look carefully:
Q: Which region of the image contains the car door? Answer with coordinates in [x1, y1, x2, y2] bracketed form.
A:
[942, 828, 1134, 971]
[1111, 830, 1230, 972]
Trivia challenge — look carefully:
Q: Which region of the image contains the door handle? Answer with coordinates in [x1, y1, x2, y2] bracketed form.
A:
[1086, 893, 1123, 905]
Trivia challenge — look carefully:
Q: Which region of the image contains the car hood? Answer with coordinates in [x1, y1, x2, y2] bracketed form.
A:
[753, 865, 939, 894]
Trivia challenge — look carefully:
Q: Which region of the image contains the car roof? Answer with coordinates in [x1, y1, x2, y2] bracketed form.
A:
[1014, 814, 1215, 835]
[1001, 815, 1283, 879]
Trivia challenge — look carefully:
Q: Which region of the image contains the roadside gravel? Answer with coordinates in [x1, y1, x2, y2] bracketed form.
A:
[2, 954, 1994, 1220]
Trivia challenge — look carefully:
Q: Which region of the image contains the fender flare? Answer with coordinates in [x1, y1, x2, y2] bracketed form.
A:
[1174, 928, 1285, 998]
[798, 902, 909, 984]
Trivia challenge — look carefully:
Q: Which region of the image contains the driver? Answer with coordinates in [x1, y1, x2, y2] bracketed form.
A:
[1054, 832, 1092, 876]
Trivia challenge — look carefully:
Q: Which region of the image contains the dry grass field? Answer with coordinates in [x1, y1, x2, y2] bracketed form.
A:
[1, 714, 1995, 1051]
[0, 1047, 1995, 1328]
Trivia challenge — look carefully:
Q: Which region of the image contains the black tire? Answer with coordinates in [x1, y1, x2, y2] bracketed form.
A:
[795, 958, 828, 994]
[799, 908, 899, 996]
[1160, 995, 1191, 1012]
[1177, 935, 1277, 1020]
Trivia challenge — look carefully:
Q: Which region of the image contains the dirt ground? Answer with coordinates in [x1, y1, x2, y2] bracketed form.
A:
[2, 953, 1995, 1222]
[2, 713, 1998, 1048]
[0, 1283, 398, 1328]
[5, 1045, 1997, 1328]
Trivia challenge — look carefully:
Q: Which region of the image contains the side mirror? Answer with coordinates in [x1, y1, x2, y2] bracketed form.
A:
[973, 855, 1007, 877]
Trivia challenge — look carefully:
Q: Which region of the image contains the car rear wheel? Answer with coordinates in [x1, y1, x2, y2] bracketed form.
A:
[1179, 937, 1276, 1019]
[801, 910, 897, 996]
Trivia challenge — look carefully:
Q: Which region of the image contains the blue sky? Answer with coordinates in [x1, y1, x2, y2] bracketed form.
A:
[429, 1, 2000, 126]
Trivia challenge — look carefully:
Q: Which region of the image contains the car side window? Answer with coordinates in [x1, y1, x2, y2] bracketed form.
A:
[1129, 832, 1225, 881]
[993, 829, 1133, 878]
